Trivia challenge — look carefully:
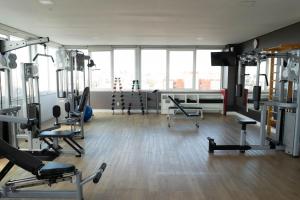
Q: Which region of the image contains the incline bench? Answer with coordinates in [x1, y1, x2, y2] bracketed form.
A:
[0, 138, 106, 200]
[167, 96, 203, 128]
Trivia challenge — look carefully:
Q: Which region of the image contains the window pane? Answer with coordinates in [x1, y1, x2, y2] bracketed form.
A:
[10, 36, 30, 99]
[48, 47, 58, 92]
[0, 33, 7, 39]
[141, 49, 166, 90]
[196, 50, 221, 90]
[245, 61, 268, 91]
[169, 51, 193, 89]
[90, 51, 111, 90]
[114, 49, 135, 89]
[36, 45, 49, 93]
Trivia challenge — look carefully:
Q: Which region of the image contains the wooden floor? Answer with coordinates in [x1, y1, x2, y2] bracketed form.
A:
[1, 112, 300, 200]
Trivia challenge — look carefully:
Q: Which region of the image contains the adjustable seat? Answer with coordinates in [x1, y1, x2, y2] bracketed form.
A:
[238, 119, 256, 130]
[238, 119, 257, 125]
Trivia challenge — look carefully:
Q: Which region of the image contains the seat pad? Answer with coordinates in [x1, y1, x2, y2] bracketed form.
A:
[238, 119, 256, 125]
[39, 130, 75, 138]
[39, 162, 75, 177]
[70, 111, 81, 117]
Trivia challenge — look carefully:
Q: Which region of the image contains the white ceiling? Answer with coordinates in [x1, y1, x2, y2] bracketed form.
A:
[0, 0, 300, 46]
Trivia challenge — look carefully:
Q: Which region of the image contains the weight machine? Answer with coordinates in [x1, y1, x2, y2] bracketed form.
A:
[0, 37, 49, 143]
[56, 50, 95, 138]
[0, 114, 106, 200]
[209, 47, 300, 157]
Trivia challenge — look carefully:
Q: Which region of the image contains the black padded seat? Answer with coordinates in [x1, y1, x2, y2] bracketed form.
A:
[238, 119, 257, 125]
[39, 162, 75, 177]
[39, 130, 75, 138]
[70, 111, 81, 118]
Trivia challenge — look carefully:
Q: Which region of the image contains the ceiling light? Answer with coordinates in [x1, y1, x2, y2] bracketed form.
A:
[196, 37, 204, 41]
[39, 0, 54, 5]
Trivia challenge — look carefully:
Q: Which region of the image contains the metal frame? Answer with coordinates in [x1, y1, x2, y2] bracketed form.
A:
[0, 37, 49, 54]
[167, 107, 203, 128]
[167, 96, 203, 128]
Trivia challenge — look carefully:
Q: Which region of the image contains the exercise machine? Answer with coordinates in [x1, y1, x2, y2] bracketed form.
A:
[208, 48, 300, 157]
[38, 87, 90, 156]
[0, 127, 106, 199]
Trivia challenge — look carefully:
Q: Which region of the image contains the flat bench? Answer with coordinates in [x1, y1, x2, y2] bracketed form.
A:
[39, 130, 85, 157]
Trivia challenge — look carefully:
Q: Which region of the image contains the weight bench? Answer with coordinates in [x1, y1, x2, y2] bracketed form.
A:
[167, 96, 202, 128]
[0, 138, 106, 200]
[39, 130, 85, 157]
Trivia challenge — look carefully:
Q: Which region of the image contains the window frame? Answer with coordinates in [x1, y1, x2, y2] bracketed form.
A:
[87, 46, 224, 91]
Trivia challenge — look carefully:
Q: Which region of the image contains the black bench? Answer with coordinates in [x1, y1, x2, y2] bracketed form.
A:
[39, 130, 85, 157]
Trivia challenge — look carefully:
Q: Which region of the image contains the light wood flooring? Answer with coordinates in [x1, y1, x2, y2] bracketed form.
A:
[1, 112, 300, 200]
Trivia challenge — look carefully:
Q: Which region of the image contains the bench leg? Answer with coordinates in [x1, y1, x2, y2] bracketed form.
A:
[63, 138, 83, 157]
[42, 138, 60, 154]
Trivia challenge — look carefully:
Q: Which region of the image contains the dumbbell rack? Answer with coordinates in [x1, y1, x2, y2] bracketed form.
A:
[127, 80, 144, 115]
[112, 77, 125, 114]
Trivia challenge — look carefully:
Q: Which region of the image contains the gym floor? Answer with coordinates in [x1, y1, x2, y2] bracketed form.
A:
[1, 113, 300, 200]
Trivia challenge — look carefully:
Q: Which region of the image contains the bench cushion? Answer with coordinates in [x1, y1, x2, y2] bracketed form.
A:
[238, 119, 256, 125]
[39, 162, 75, 177]
[39, 130, 75, 138]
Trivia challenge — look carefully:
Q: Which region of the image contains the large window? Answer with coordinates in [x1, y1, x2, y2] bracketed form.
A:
[48, 47, 58, 92]
[113, 49, 135, 89]
[88, 47, 224, 91]
[169, 51, 193, 89]
[196, 50, 222, 90]
[10, 35, 30, 99]
[90, 51, 111, 90]
[0, 33, 8, 39]
[36, 45, 49, 93]
[141, 49, 166, 90]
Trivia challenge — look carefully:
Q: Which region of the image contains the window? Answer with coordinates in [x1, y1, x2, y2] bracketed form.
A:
[169, 51, 194, 89]
[10, 35, 30, 99]
[0, 33, 8, 39]
[196, 50, 222, 90]
[48, 47, 58, 92]
[141, 49, 166, 90]
[113, 49, 135, 90]
[90, 51, 111, 90]
[36, 45, 49, 93]
[245, 61, 268, 91]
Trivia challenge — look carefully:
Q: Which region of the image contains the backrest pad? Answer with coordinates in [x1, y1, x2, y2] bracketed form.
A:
[0, 139, 43, 175]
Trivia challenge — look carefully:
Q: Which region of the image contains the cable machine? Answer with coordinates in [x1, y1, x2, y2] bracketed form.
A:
[208, 46, 300, 157]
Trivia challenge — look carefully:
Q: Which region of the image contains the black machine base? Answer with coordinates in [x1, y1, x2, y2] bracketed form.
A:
[207, 137, 278, 154]
[207, 137, 251, 153]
